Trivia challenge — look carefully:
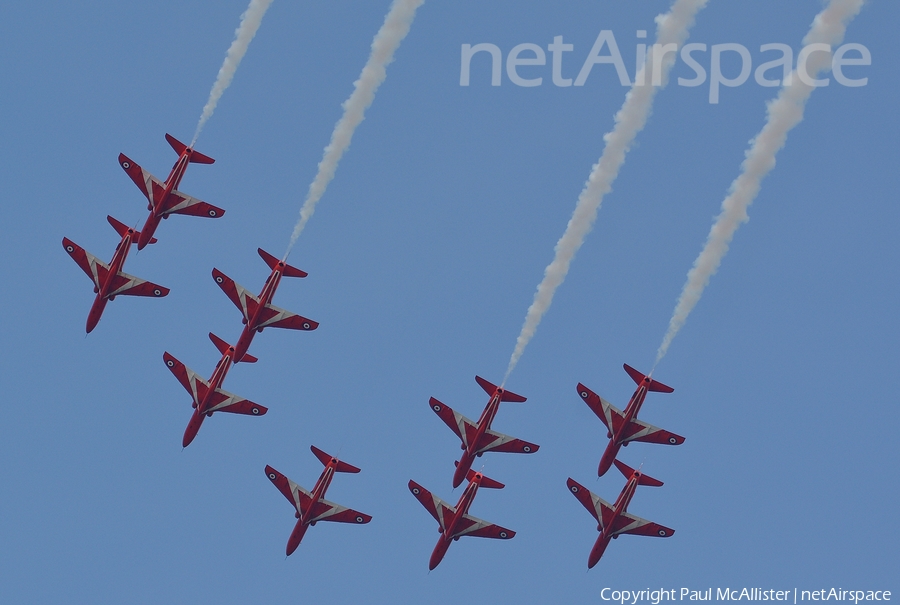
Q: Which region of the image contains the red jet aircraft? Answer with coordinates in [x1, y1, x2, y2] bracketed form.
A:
[63, 216, 169, 333]
[430, 376, 539, 488]
[118, 133, 224, 249]
[409, 468, 515, 570]
[577, 364, 684, 477]
[265, 446, 372, 556]
[567, 460, 674, 568]
[212, 248, 318, 363]
[163, 332, 266, 447]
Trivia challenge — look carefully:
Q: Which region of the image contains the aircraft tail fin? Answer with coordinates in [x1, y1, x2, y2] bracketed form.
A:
[258, 248, 308, 278]
[208, 332, 258, 363]
[623, 363, 674, 393]
[613, 459, 664, 487]
[475, 376, 527, 402]
[310, 446, 361, 473]
[458, 465, 505, 489]
[106, 215, 157, 245]
[165, 133, 215, 164]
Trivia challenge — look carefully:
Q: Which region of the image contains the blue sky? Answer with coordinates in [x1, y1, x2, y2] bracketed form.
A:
[1, 1, 897, 603]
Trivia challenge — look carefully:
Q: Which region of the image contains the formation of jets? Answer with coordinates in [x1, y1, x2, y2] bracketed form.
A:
[63, 132, 685, 568]
[565, 363, 683, 565]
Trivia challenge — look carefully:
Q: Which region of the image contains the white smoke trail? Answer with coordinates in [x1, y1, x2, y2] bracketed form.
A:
[191, 0, 275, 146]
[502, 0, 709, 385]
[283, 0, 425, 259]
[654, 0, 866, 367]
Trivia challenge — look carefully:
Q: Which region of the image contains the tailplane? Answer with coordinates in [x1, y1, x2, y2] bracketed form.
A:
[623, 364, 674, 393]
[310, 446, 361, 473]
[165, 133, 215, 164]
[475, 376, 527, 403]
[208, 332, 258, 363]
[613, 459, 664, 487]
[462, 466, 504, 489]
[106, 216, 157, 245]
[258, 248, 308, 278]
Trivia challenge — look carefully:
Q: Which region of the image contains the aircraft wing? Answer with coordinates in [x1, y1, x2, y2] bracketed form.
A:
[620, 417, 685, 446]
[429, 398, 478, 448]
[451, 513, 515, 540]
[256, 303, 318, 331]
[265, 465, 313, 512]
[212, 269, 258, 323]
[205, 386, 267, 416]
[63, 238, 108, 290]
[408, 480, 456, 533]
[475, 427, 539, 455]
[308, 498, 371, 525]
[163, 353, 209, 408]
[119, 154, 163, 205]
[567, 478, 616, 529]
[577, 383, 625, 435]
[106, 271, 169, 298]
[161, 188, 225, 218]
[610, 511, 674, 538]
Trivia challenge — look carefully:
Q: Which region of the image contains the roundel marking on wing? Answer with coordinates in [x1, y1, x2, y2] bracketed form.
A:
[580, 391, 588, 399]
[356, 516, 364, 523]
[303, 322, 311, 330]
[252, 407, 260, 415]
[153, 289, 162, 296]
[215, 276, 223, 283]
[570, 485, 578, 493]
[658, 529, 667, 536]
[523, 445, 531, 452]
[208, 210, 217, 217]
[432, 404, 441, 411]
[65, 245, 74, 253]
[122, 161, 130, 169]
[166, 360, 174, 367]
[268, 472, 277, 480]
[669, 437, 677, 444]
[412, 487, 420, 495]
[499, 531, 508, 538]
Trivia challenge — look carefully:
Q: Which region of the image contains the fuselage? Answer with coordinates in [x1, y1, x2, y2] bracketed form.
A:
[137, 149, 193, 249]
[597, 379, 651, 476]
[182, 347, 234, 447]
[429, 473, 483, 569]
[452, 390, 503, 487]
[233, 265, 283, 363]
[286, 458, 337, 554]
[588, 471, 641, 568]
[85, 230, 134, 333]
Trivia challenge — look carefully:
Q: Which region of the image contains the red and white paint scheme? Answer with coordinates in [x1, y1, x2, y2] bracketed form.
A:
[430, 376, 539, 488]
[118, 133, 224, 249]
[578, 364, 685, 477]
[62, 216, 169, 333]
[212, 248, 318, 363]
[568, 460, 674, 568]
[163, 332, 266, 447]
[408, 468, 515, 570]
[265, 446, 372, 556]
